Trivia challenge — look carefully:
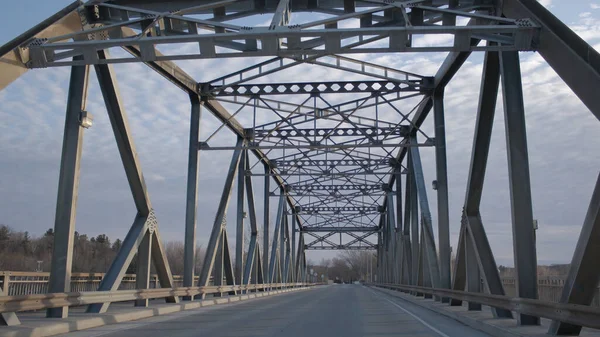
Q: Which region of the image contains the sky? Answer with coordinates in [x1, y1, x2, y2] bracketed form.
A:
[0, 0, 599, 268]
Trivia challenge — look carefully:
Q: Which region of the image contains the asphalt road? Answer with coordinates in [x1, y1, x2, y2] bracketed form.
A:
[64, 285, 493, 337]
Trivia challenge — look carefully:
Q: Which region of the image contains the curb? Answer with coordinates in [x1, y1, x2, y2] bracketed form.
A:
[0, 287, 314, 337]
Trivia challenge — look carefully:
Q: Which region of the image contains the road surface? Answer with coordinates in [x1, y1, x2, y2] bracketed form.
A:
[64, 285, 492, 337]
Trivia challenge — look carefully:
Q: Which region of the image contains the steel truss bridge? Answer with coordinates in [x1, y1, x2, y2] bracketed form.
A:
[0, 0, 599, 336]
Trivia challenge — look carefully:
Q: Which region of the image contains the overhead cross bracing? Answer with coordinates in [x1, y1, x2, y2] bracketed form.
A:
[2, 0, 600, 335]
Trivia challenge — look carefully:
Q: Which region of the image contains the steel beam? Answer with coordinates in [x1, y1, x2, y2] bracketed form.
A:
[0, 2, 82, 90]
[88, 50, 176, 312]
[301, 226, 378, 232]
[204, 80, 423, 96]
[453, 47, 512, 318]
[183, 96, 202, 297]
[500, 50, 539, 326]
[235, 148, 246, 283]
[28, 24, 537, 67]
[243, 151, 259, 286]
[465, 228, 482, 311]
[502, 0, 600, 120]
[263, 164, 270, 283]
[198, 137, 243, 287]
[47, 56, 89, 319]
[408, 154, 419, 287]
[269, 194, 285, 283]
[433, 90, 451, 301]
[409, 138, 441, 289]
[134, 232, 152, 307]
[548, 173, 600, 336]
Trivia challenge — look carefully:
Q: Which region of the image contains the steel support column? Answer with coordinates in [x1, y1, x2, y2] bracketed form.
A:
[451, 46, 512, 318]
[408, 153, 419, 287]
[269, 194, 285, 283]
[548, 173, 600, 336]
[263, 165, 270, 283]
[134, 231, 152, 307]
[87, 50, 177, 314]
[198, 137, 244, 287]
[47, 55, 89, 319]
[433, 90, 451, 302]
[235, 148, 247, 283]
[409, 137, 441, 289]
[183, 96, 201, 299]
[500, 50, 539, 326]
[465, 228, 482, 311]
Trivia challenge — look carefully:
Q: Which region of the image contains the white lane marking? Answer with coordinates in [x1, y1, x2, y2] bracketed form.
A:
[365, 287, 451, 337]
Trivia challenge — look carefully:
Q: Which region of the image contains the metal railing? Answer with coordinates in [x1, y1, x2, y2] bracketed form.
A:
[0, 271, 198, 296]
[3, 272, 598, 307]
[0, 283, 315, 314]
[368, 283, 600, 330]
[501, 277, 600, 307]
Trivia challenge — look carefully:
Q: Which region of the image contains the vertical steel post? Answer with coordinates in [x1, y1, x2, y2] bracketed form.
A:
[183, 96, 201, 298]
[243, 151, 259, 286]
[198, 137, 243, 287]
[453, 46, 512, 317]
[263, 165, 270, 283]
[465, 228, 482, 311]
[409, 137, 441, 289]
[433, 90, 451, 301]
[269, 194, 285, 283]
[500, 50, 539, 326]
[214, 233, 224, 297]
[291, 215, 296, 283]
[47, 56, 89, 319]
[408, 154, 419, 287]
[134, 231, 152, 307]
[235, 148, 246, 283]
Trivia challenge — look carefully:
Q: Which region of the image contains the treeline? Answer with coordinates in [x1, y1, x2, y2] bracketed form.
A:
[0, 225, 204, 275]
[308, 251, 377, 283]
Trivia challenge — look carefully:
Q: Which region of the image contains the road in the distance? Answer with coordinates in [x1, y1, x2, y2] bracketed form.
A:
[64, 285, 492, 337]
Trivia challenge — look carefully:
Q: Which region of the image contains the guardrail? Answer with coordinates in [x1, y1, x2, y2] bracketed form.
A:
[0, 283, 315, 314]
[3, 272, 597, 307]
[0, 271, 198, 295]
[502, 277, 600, 307]
[368, 283, 600, 330]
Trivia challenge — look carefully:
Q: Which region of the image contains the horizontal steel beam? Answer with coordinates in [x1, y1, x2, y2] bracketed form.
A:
[203, 80, 427, 96]
[296, 206, 380, 213]
[273, 158, 396, 168]
[289, 184, 382, 191]
[251, 126, 410, 139]
[27, 25, 538, 67]
[305, 245, 376, 250]
[369, 283, 600, 330]
[198, 141, 433, 151]
[301, 226, 379, 232]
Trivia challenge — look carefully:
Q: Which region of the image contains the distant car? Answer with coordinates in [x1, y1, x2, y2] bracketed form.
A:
[333, 279, 342, 284]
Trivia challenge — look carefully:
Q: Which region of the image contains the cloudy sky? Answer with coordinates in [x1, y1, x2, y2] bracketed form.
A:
[0, 0, 599, 269]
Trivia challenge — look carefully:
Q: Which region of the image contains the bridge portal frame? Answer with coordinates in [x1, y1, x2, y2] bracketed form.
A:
[0, 0, 599, 335]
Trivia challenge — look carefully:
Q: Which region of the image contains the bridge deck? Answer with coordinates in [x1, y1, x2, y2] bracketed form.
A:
[59, 285, 490, 337]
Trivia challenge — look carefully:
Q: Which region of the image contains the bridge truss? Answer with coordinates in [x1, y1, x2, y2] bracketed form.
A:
[1, 0, 599, 335]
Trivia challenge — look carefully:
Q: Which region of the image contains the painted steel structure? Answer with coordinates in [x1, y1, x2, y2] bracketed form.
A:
[0, 0, 599, 336]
